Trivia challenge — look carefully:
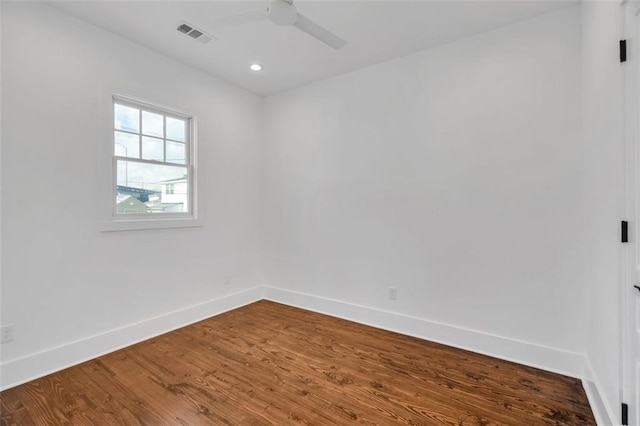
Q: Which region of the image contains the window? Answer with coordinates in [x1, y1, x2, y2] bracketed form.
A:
[105, 95, 200, 231]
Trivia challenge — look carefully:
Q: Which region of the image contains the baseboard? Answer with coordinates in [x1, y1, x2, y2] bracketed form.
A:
[0, 286, 264, 391]
[263, 286, 586, 379]
[582, 357, 618, 426]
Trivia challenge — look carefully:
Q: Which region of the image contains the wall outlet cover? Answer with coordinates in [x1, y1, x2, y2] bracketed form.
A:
[1, 324, 15, 343]
[389, 287, 397, 300]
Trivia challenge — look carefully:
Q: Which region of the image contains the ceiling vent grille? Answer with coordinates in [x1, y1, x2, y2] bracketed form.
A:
[177, 22, 214, 44]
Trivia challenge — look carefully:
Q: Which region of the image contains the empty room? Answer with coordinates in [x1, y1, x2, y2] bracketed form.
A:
[1, 0, 638, 424]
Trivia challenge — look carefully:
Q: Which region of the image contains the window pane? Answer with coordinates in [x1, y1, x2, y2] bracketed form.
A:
[141, 136, 164, 162]
[114, 104, 139, 133]
[142, 111, 164, 138]
[114, 131, 140, 158]
[166, 141, 186, 164]
[166, 117, 186, 142]
[116, 160, 189, 213]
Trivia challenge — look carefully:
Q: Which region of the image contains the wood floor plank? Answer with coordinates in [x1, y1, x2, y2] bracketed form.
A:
[1, 301, 595, 425]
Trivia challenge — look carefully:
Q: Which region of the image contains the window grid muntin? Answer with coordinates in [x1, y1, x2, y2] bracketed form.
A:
[113, 102, 189, 166]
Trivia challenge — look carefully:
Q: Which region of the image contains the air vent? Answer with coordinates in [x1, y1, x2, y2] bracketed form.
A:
[176, 22, 214, 44]
[177, 23, 192, 34]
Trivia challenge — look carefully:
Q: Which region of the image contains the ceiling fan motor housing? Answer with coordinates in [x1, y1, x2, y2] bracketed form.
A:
[268, 0, 297, 26]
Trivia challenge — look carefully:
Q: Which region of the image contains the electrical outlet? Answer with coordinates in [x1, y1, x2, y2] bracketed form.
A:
[1, 324, 14, 343]
[388, 287, 397, 300]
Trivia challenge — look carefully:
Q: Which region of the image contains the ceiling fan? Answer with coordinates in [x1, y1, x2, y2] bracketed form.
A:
[209, 0, 347, 50]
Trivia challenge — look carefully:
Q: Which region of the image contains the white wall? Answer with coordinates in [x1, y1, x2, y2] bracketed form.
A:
[0, 2, 264, 387]
[581, 1, 624, 424]
[263, 6, 585, 366]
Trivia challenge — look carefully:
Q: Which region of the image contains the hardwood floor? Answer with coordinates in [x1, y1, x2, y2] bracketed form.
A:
[1, 300, 594, 425]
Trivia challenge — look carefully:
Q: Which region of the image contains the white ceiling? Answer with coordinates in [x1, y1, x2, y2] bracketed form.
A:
[50, 1, 576, 97]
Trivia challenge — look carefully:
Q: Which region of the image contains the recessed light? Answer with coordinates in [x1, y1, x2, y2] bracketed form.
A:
[250, 63, 262, 71]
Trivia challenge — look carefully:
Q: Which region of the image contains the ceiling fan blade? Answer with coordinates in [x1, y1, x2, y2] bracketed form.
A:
[293, 13, 347, 50]
[209, 10, 268, 30]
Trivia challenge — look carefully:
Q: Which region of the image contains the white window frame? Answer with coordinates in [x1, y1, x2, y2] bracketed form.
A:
[101, 94, 202, 232]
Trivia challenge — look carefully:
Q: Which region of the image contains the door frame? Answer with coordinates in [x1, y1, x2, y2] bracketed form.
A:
[623, 1, 640, 424]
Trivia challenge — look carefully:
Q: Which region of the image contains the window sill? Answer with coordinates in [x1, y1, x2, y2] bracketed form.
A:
[101, 215, 203, 232]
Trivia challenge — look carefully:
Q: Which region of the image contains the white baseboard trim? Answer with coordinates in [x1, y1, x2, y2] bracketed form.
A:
[582, 357, 618, 426]
[263, 286, 585, 379]
[0, 286, 264, 391]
